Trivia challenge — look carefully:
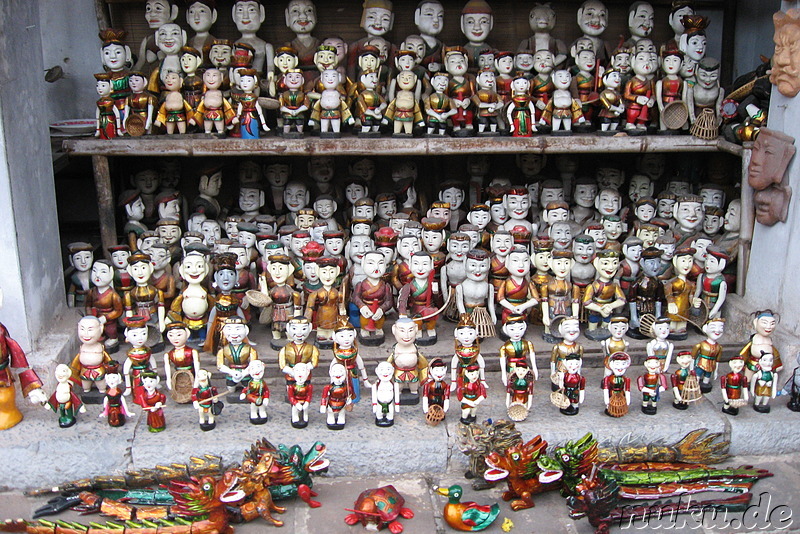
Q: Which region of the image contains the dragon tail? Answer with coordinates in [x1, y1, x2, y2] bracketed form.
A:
[25, 455, 224, 497]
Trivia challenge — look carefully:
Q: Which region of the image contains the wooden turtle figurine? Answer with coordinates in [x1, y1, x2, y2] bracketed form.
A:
[344, 485, 415, 533]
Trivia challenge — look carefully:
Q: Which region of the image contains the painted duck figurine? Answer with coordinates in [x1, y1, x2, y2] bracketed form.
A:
[436, 484, 500, 531]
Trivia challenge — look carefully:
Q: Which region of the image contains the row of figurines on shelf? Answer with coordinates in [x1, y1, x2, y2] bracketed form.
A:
[93, 2, 724, 138]
[93, 44, 723, 139]
[36, 309, 800, 433]
[117, 0, 708, 79]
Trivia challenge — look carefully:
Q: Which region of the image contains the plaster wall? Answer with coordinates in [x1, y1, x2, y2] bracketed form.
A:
[742, 1, 800, 353]
[0, 1, 66, 352]
[39, 0, 100, 122]
[733, 0, 780, 80]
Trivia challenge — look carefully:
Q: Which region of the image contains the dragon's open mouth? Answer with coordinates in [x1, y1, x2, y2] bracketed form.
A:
[539, 469, 563, 484]
[308, 457, 330, 472]
[483, 458, 509, 481]
[220, 476, 246, 503]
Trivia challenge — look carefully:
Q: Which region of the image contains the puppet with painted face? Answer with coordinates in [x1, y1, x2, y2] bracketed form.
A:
[519, 3, 567, 66]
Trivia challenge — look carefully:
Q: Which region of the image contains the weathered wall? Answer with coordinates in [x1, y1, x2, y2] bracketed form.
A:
[39, 0, 100, 122]
[0, 1, 66, 351]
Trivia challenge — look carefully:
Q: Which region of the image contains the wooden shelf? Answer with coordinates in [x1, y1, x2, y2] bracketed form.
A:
[64, 134, 730, 158]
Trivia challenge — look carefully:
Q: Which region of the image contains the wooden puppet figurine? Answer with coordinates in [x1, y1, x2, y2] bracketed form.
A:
[332, 320, 369, 404]
[99, 363, 134, 427]
[583, 250, 626, 340]
[139, 371, 166, 432]
[46, 364, 86, 428]
[422, 358, 451, 418]
[388, 317, 429, 404]
[67, 242, 94, 309]
[384, 70, 425, 136]
[637, 355, 668, 415]
[656, 45, 688, 132]
[623, 49, 656, 132]
[94, 73, 122, 139]
[601, 317, 629, 377]
[320, 363, 351, 430]
[506, 76, 537, 137]
[372, 361, 399, 427]
[694, 246, 729, 319]
[278, 316, 320, 386]
[457, 363, 487, 424]
[305, 256, 345, 348]
[663, 247, 701, 340]
[444, 46, 476, 134]
[671, 350, 700, 410]
[397, 251, 443, 345]
[195, 68, 235, 134]
[70, 316, 113, 397]
[216, 317, 259, 396]
[163, 322, 200, 404]
[740, 310, 783, 381]
[781, 353, 800, 412]
[191, 368, 220, 431]
[506, 361, 535, 420]
[170, 251, 213, 343]
[693, 318, 725, 393]
[602, 352, 631, 418]
[352, 251, 395, 345]
[309, 69, 354, 137]
[449, 316, 486, 391]
[751, 351, 778, 414]
[556, 353, 585, 416]
[598, 68, 625, 132]
[456, 248, 496, 339]
[240, 359, 270, 425]
[85, 260, 124, 353]
[355, 70, 387, 137]
[257, 254, 302, 344]
[540, 70, 585, 134]
[279, 69, 310, 137]
[541, 250, 579, 342]
[721, 355, 749, 416]
[646, 317, 674, 372]
[471, 68, 503, 134]
[497, 246, 539, 324]
[629, 247, 664, 338]
[233, 68, 269, 138]
[154, 72, 196, 134]
[122, 315, 157, 406]
[424, 71, 457, 136]
[499, 314, 537, 387]
[550, 316, 584, 390]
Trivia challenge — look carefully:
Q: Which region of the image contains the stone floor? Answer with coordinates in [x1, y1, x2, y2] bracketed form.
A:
[3, 452, 800, 533]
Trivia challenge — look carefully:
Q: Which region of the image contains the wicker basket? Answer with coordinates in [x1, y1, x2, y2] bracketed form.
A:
[663, 101, 689, 130]
[690, 109, 719, 140]
[507, 402, 529, 422]
[550, 390, 571, 409]
[425, 404, 445, 426]
[681, 373, 703, 403]
[124, 114, 146, 137]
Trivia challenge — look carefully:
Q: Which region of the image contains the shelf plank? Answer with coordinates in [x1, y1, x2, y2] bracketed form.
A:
[64, 134, 725, 157]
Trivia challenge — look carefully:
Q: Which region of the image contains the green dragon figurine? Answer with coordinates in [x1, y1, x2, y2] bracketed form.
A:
[11, 438, 329, 532]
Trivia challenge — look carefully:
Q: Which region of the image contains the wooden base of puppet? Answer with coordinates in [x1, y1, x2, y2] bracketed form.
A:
[399, 389, 420, 405]
[585, 327, 611, 341]
[416, 332, 437, 346]
[270, 338, 289, 351]
[359, 332, 385, 346]
[753, 404, 771, 414]
[319, 131, 340, 139]
[282, 131, 305, 139]
[0, 387, 23, 430]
